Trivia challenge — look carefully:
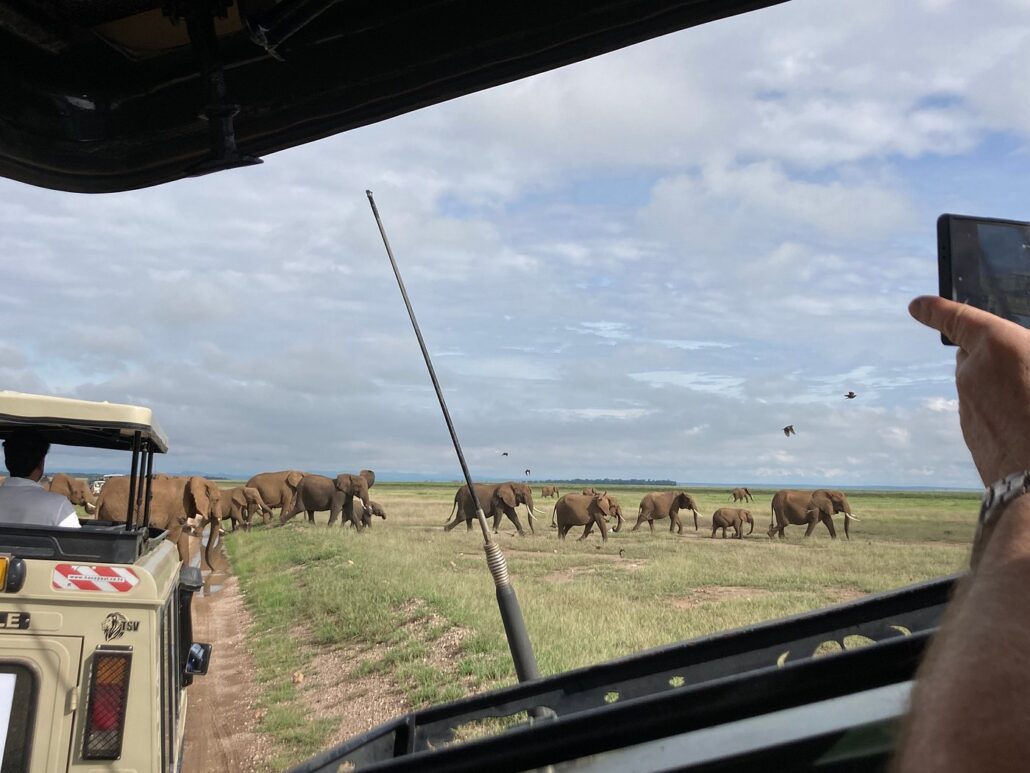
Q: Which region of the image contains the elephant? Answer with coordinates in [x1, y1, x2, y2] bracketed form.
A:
[444, 482, 536, 536]
[239, 485, 275, 526]
[541, 485, 560, 498]
[345, 500, 386, 528]
[280, 470, 374, 528]
[215, 486, 273, 531]
[245, 470, 306, 520]
[768, 489, 856, 540]
[553, 492, 621, 541]
[94, 474, 198, 563]
[729, 487, 753, 503]
[632, 491, 702, 534]
[45, 473, 97, 514]
[711, 507, 754, 539]
[182, 476, 225, 567]
[606, 496, 625, 530]
[582, 487, 598, 496]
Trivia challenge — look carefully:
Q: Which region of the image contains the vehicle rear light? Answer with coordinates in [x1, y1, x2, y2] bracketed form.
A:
[82, 647, 132, 760]
[0, 554, 26, 592]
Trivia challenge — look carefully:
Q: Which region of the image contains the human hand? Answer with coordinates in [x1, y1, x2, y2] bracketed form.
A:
[909, 296, 1030, 485]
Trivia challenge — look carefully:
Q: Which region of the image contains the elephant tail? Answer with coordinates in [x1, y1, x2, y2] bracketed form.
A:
[444, 498, 458, 525]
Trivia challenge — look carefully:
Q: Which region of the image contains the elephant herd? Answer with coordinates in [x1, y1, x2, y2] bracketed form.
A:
[498, 485, 857, 543]
[39, 468, 385, 568]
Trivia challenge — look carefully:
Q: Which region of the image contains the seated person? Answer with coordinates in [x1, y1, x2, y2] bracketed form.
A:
[0, 432, 80, 528]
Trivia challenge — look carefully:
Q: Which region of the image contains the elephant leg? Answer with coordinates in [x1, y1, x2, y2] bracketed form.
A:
[506, 508, 527, 537]
[823, 516, 838, 539]
[176, 534, 190, 563]
[734, 524, 742, 539]
[711, 524, 717, 538]
[280, 498, 304, 525]
[803, 514, 819, 537]
[443, 517, 461, 532]
[578, 522, 594, 541]
[631, 517, 643, 532]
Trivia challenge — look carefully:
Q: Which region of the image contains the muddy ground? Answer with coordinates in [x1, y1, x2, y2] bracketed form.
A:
[182, 539, 272, 772]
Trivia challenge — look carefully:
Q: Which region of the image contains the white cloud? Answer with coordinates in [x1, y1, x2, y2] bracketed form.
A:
[925, 397, 960, 413]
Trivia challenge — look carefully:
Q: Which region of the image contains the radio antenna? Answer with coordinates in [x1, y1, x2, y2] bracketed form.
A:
[366, 190, 541, 685]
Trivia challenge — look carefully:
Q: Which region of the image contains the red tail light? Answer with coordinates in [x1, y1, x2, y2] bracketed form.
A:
[83, 647, 132, 760]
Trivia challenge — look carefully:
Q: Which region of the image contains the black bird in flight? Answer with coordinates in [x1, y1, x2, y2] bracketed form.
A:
[783, 425, 796, 437]
[501, 451, 508, 456]
[525, 469, 531, 476]
[845, 391, 857, 399]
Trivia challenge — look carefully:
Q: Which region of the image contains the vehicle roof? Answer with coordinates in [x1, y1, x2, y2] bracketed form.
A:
[0, 391, 168, 453]
[0, 0, 786, 193]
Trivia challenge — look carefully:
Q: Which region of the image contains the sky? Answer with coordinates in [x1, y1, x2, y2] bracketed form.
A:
[2, 0, 1028, 487]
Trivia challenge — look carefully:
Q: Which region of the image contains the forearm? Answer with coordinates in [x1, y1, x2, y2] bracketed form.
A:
[896, 497, 1030, 771]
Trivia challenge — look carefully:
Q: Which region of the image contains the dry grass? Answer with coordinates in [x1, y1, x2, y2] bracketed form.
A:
[225, 483, 973, 768]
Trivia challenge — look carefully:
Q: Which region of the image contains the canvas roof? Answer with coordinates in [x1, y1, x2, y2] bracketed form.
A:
[0, 0, 787, 192]
[0, 391, 168, 453]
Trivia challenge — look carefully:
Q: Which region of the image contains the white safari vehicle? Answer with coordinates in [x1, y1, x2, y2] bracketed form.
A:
[0, 392, 210, 772]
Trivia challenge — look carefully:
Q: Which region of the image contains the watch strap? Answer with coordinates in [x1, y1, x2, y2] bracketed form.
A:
[972, 470, 1030, 567]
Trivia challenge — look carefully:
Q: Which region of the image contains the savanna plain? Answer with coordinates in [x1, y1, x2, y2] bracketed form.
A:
[218, 483, 975, 770]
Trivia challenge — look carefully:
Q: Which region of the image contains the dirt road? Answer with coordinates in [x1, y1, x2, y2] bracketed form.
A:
[182, 541, 271, 772]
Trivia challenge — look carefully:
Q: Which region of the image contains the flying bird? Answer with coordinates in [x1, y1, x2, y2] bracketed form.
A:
[845, 391, 857, 399]
[525, 469, 531, 476]
[783, 425, 796, 437]
[501, 451, 508, 456]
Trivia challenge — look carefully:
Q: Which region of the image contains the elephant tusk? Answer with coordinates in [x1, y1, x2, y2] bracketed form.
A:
[844, 513, 859, 521]
[533, 507, 549, 514]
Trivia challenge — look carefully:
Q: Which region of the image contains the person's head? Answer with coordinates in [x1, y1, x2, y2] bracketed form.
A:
[3, 432, 50, 479]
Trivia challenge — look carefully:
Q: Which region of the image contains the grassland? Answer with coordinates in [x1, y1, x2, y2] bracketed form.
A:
[223, 483, 976, 769]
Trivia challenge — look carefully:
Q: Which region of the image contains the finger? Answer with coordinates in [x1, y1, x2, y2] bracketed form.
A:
[908, 296, 994, 349]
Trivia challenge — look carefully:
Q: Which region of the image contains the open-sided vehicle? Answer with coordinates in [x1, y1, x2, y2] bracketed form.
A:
[0, 392, 210, 772]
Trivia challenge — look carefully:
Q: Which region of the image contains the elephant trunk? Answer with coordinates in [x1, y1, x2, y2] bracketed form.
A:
[692, 510, 699, 531]
[747, 514, 754, 535]
[204, 513, 221, 569]
[614, 511, 624, 532]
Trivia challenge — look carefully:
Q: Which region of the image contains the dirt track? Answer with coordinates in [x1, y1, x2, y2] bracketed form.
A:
[182, 540, 271, 772]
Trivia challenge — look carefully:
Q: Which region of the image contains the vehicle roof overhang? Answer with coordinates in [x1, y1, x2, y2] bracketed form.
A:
[0, 0, 788, 193]
[0, 391, 168, 453]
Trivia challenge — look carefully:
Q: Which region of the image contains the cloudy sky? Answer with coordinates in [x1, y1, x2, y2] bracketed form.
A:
[2, 0, 1027, 486]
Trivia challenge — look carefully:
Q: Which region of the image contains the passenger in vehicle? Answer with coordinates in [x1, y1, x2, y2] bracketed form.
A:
[897, 295, 1030, 771]
[0, 432, 80, 528]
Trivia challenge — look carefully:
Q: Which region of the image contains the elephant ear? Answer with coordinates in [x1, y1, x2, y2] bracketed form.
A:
[496, 485, 517, 509]
[810, 491, 833, 517]
[231, 488, 248, 508]
[360, 469, 376, 488]
[287, 471, 304, 487]
[183, 477, 207, 516]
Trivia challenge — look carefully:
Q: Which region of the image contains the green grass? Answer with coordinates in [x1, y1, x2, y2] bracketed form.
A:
[224, 483, 975, 769]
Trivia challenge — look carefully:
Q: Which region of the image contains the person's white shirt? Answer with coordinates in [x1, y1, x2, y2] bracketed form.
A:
[0, 477, 80, 528]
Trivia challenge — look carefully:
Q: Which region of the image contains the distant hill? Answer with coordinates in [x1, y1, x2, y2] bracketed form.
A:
[537, 478, 678, 487]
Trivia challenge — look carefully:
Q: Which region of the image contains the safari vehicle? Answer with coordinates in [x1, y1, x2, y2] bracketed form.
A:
[0, 0, 964, 771]
[0, 392, 210, 772]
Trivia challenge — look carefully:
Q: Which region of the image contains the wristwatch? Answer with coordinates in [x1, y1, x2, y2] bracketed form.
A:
[972, 469, 1030, 567]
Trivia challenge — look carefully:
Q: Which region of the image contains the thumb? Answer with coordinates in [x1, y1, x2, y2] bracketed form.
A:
[909, 295, 990, 349]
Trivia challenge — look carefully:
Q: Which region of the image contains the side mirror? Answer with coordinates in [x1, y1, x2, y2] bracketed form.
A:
[185, 642, 212, 676]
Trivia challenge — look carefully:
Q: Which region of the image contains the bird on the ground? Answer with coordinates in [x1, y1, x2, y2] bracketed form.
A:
[783, 425, 796, 437]
[618, 548, 625, 558]
[845, 391, 857, 399]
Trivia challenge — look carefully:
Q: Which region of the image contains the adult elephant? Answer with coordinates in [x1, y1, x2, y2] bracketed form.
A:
[280, 470, 374, 528]
[711, 507, 754, 539]
[632, 491, 701, 533]
[245, 470, 306, 520]
[45, 473, 97, 514]
[553, 492, 620, 542]
[444, 482, 536, 536]
[181, 476, 225, 567]
[729, 487, 753, 503]
[94, 474, 198, 563]
[541, 485, 560, 498]
[768, 489, 856, 540]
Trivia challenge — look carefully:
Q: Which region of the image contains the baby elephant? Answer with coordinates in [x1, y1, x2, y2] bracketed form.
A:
[711, 508, 754, 539]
